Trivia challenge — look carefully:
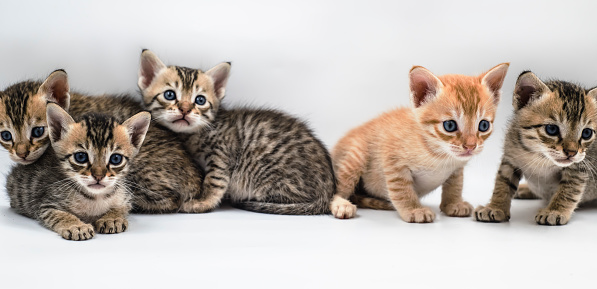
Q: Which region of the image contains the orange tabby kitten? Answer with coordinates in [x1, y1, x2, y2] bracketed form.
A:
[331, 63, 509, 222]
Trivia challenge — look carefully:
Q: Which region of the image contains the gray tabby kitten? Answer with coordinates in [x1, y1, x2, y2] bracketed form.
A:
[6, 103, 150, 240]
[137, 50, 335, 215]
[0, 70, 205, 213]
[475, 71, 597, 225]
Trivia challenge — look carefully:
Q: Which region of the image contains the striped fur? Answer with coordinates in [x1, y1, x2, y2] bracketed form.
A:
[6, 104, 150, 240]
[0, 70, 205, 213]
[475, 72, 597, 225]
[138, 50, 335, 215]
[330, 64, 509, 222]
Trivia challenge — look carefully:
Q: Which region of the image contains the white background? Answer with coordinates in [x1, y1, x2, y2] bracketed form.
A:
[1, 1, 597, 288]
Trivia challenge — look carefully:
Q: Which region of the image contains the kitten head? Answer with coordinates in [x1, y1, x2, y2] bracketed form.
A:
[0, 70, 70, 164]
[137, 49, 231, 133]
[512, 71, 597, 167]
[46, 103, 151, 195]
[409, 63, 509, 160]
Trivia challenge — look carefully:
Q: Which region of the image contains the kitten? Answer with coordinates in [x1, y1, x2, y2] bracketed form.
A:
[137, 49, 335, 215]
[0, 70, 205, 213]
[330, 63, 509, 222]
[475, 72, 597, 225]
[6, 103, 150, 240]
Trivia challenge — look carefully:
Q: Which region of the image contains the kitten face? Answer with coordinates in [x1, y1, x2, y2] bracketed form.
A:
[514, 73, 597, 167]
[410, 63, 509, 160]
[47, 104, 150, 196]
[0, 70, 70, 164]
[137, 50, 231, 133]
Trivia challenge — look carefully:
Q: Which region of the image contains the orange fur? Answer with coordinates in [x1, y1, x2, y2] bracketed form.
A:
[330, 63, 509, 222]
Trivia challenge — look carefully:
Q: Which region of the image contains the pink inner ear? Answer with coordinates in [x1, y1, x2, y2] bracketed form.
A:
[141, 60, 158, 88]
[410, 71, 439, 108]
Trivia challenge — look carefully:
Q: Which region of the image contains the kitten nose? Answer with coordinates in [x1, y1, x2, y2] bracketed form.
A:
[463, 137, 477, 151]
[91, 166, 106, 182]
[15, 143, 30, 159]
[564, 148, 578, 158]
[178, 102, 193, 115]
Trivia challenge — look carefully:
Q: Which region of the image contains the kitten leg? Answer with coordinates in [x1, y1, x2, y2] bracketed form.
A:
[39, 207, 94, 241]
[94, 206, 129, 234]
[330, 147, 367, 219]
[385, 166, 435, 223]
[475, 158, 521, 222]
[181, 151, 230, 213]
[513, 183, 540, 199]
[535, 167, 587, 225]
[440, 168, 473, 217]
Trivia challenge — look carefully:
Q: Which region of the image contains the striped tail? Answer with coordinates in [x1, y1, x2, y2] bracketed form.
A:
[350, 194, 394, 210]
[232, 200, 330, 215]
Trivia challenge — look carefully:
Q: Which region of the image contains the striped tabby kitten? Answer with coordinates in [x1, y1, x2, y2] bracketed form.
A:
[475, 72, 597, 225]
[6, 104, 150, 240]
[0, 70, 205, 213]
[331, 64, 509, 222]
[137, 50, 335, 215]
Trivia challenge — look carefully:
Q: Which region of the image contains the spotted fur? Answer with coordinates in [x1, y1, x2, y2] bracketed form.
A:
[475, 71, 597, 225]
[138, 50, 335, 215]
[6, 104, 150, 240]
[330, 63, 509, 222]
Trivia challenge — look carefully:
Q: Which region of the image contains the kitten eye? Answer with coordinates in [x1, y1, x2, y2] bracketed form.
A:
[163, 90, 177, 101]
[195, 95, 207, 105]
[1, 131, 12, 141]
[545, 124, 560, 136]
[443, 120, 458, 132]
[478, 120, 490, 132]
[109, 154, 123, 165]
[582, 128, 593, 140]
[31, 127, 45, 138]
[73, 152, 89, 164]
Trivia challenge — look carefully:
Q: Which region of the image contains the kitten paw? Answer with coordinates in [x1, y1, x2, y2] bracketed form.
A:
[58, 223, 95, 241]
[401, 207, 435, 223]
[440, 201, 473, 217]
[514, 184, 540, 200]
[474, 205, 510, 222]
[535, 209, 570, 226]
[331, 196, 357, 219]
[95, 217, 128, 234]
[180, 199, 217, 213]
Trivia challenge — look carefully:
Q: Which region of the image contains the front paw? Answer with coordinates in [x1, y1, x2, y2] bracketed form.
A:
[535, 209, 570, 226]
[441, 201, 473, 217]
[95, 217, 128, 234]
[58, 223, 95, 241]
[400, 207, 435, 223]
[474, 205, 510, 222]
[180, 199, 218, 213]
[331, 196, 357, 219]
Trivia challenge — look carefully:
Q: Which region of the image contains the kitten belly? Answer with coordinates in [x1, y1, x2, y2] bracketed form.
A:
[412, 168, 456, 196]
[522, 169, 560, 200]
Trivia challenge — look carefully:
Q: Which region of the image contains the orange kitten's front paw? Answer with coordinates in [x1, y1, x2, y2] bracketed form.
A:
[474, 205, 510, 222]
[58, 223, 95, 241]
[95, 217, 128, 234]
[440, 201, 473, 217]
[331, 196, 357, 219]
[400, 207, 435, 223]
[535, 209, 570, 226]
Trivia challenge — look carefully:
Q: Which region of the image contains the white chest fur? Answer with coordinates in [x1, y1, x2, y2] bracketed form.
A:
[70, 188, 127, 222]
[412, 166, 460, 196]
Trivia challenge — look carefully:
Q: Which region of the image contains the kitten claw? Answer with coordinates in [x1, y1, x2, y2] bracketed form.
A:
[401, 207, 435, 223]
[59, 223, 95, 241]
[331, 196, 357, 219]
[474, 205, 509, 222]
[95, 217, 128, 234]
[535, 209, 570, 226]
[440, 201, 473, 217]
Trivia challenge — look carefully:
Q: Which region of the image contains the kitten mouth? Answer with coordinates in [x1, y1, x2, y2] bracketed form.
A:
[88, 184, 106, 190]
[173, 118, 190, 125]
[554, 158, 573, 165]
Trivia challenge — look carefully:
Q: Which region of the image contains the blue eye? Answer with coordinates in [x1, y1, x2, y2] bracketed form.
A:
[545, 124, 559, 136]
[74, 152, 89, 163]
[443, 120, 458, 132]
[109, 154, 123, 165]
[582, 128, 593, 140]
[1, 131, 12, 141]
[31, 127, 45, 138]
[195, 95, 206, 105]
[164, 90, 176, 101]
[478, 120, 490, 132]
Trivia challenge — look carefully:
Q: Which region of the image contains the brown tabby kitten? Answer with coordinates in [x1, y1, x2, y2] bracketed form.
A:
[6, 104, 150, 240]
[475, 71, 597, 225]
[0, 70, 205, 213]
[137, 50, 335, 215]
[331, 64, 509, 222]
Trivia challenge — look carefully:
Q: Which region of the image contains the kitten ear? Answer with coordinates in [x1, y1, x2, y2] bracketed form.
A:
[138, 49, 167, 91]
[122, 111, 151, 150]
[409, 66, 444, 108]
[206, 62, 231, 100]
[587, 87, 597, 103]
[46, 103, 75, 143]
[481, 63, 509, 104]
[38, 69, 70, 111]
[513, 71, 550, 110]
